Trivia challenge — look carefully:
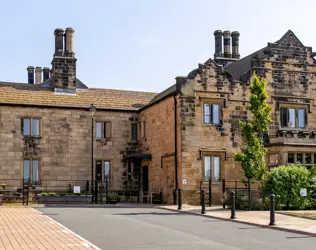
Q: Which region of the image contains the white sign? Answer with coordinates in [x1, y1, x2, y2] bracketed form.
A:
[300, 188, 307, 197]
[183, 179, 187, 185]
[73, 186, 81, 194]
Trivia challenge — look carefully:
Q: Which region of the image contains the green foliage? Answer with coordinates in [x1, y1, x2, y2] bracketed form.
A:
[234, 73, 272, 180]
[107, 192, 119, 201]
[264, 165, 311, 209]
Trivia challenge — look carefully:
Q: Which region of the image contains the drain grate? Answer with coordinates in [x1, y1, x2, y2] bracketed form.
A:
[41, 213, 58, 216]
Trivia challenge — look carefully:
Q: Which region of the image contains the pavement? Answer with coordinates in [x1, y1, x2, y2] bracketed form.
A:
[36, 206, 316, 250]
[160, 204, 316, 236]
[0, 207, 100, 249]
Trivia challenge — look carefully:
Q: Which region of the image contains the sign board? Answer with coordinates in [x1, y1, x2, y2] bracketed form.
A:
[300, 188, 307, 197]
[73, 186, 81, 194]
[182, 179, 187, 185]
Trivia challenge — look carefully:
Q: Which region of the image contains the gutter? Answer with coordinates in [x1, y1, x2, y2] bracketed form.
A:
[0, 103, 139, 112]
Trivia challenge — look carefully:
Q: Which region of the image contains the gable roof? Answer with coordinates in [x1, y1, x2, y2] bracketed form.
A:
[0, 81, 157, 111]
[224, 30, 307, 81]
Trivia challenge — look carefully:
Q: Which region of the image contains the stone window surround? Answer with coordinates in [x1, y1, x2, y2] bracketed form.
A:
[95, 121, 112, 140]
[21, 158, 40, 185]
[201, 150, 225, 184]
[201, 98, 224, 126]
[279, 103, 308, 130]
[287, 152, 316, 166]
[95, 159, 111, 182]
[267, 152, 279, 171]
[21, 117, 42, 137]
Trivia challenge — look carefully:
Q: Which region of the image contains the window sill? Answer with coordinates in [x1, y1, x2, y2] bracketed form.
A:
[22, 136, 41, 139]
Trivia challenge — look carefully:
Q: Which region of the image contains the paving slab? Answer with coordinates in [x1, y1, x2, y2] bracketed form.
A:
[160, 204, 316, 236]
[0, 207, 101, 249]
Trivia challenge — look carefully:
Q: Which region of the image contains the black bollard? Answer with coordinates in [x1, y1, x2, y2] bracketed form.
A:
[201, 189, 206, 214]
[173, 189, 177, 205]
[269, 194, 276, 225]
[230, 191, 236, 219]
[178, 188, 182, 210]
[209, 178, 212, 207]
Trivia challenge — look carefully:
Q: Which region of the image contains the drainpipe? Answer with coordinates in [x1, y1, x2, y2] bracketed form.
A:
[174, 94, 179, 203]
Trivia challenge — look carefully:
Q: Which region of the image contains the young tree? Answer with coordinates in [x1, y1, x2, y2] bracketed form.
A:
[234, 73, 272, 209]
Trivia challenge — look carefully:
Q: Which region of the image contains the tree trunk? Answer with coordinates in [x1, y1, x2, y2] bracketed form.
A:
[248, 178, 251, 210]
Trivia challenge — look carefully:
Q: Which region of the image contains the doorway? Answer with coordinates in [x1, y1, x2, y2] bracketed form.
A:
[96, 160, 102, 181]
[142, 166, 149, 192]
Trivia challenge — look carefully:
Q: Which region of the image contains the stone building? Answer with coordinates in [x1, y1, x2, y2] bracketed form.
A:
[0, 28, 316, 204]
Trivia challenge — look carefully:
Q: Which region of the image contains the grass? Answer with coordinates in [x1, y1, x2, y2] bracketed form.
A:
[282, 212, 316, 220]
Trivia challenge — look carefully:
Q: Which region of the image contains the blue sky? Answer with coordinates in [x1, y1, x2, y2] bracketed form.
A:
[1, 0, 316, 93]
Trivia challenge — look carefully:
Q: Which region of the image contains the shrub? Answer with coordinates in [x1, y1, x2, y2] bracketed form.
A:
[107, 192, 119, 201]
[264, 165, 311, 210]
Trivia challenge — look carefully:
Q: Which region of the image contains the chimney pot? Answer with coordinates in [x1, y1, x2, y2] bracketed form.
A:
[35, 66, 42, 85]
[231, 31, 240, 59]
[42, 67, 50, 82]
[54, 28, 64, 56]
[223, 30, 232, 58]
[213, 30, 223, 58]
[64, 27, 75, 56]
[27, 66, 35, 84]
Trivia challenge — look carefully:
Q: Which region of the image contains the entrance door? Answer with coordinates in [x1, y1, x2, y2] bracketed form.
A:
[96, 160, 102, 181]
[142, 166, 149, 192]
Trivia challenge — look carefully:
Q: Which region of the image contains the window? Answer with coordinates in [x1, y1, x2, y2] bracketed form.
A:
[23, 159, 39, 185]
[131, 123, 138, 141]
[280, 107, 306, 128]
[143, 121, 146, 138]
[95, 121, 112, 140]
[21, 118, 40, 136]
[203, 103, 220, 125]
[288, 152, 316, 166]
[288, 153, 295, 164]
[104, 161, 110, 182]
[203, 155, 221, 182]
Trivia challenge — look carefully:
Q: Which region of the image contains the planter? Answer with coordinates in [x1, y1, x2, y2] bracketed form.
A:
[38, 195, 92, 204]
[108, 200, 117, 204]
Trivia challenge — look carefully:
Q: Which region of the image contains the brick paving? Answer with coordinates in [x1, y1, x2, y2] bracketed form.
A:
[0, 207, 100, 250]
[161, 205, 316, 236]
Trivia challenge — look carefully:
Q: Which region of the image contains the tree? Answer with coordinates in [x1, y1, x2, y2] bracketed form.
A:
[234, 73, 272, 209]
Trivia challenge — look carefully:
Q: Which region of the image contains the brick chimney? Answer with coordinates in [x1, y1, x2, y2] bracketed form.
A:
[35, 66, 42, 84]
[27, 66, 35, 84]
[51, 27, 77, 90]
[231, 31, 240, 59]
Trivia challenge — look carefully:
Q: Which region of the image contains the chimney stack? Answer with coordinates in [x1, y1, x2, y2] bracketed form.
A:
[223, 30, 232, 58]
[54, 28, 64, 56]
[214, 30, 223, 58]
[231, 31, 240, 59]
[27, 66, 35, 84]
[51, 27, 77, 90]
[42, 67, 50, 81]
[35, 66, 42, 85]
[64, 27, 75, 57]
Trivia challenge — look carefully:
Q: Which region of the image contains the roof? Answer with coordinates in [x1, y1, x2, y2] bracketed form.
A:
[224, 47, 268, 81]
[224, 30, 303, 81]
[0, 81, 157, 111]
[146, 84, 176, 107]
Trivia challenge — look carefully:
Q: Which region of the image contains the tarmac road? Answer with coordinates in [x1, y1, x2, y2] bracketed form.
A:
[36, 206, 316, 250]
